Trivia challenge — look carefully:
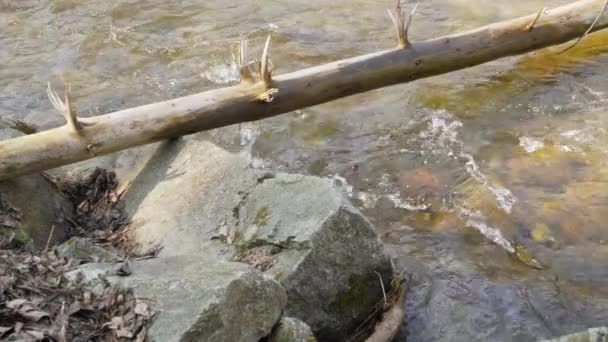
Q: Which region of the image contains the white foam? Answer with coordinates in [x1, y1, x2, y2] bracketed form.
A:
[386, 193, 429, 211]
[416, 113, 517, 213]
[462, 152, 516, 213]
[459, 207, 515, 253]
[519, 136, 544, 153]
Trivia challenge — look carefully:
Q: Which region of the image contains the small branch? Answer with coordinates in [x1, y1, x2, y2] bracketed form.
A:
[63, 84, 83, 132]
[561, 0, 608, 52]
[260, 34, 273, 86]
[47, 82, 83, 133]
[255, 34, 278, 102]
[387, 0, 419, 48]
[387, 2, 405, 48]
[58, 301, 67, 342]
[43, 225, 56, 253]
[374, 271, 387, 304]
[365, 286, 406, 342]
[526, 7, 546, 31]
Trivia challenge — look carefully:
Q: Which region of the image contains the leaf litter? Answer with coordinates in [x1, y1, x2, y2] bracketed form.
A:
[0, 249, 156, 341]
[1, 168, 161, 340]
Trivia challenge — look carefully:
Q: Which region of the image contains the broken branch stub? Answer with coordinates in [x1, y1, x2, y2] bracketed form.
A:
[47, 82, 82, 133]
[1, 0, 608, 180]
[525, 7, 546, 31]
[238, 35, 278, 102]
[387, 0, 420, 48]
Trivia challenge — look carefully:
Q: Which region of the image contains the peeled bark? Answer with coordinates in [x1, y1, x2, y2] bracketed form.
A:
[1, 0, 607, 180]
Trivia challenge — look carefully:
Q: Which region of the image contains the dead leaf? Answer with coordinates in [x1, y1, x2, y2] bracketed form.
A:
[134, 302, 149, 316]
[135, 327, 147, 342]
[108, 316, 124, 329]
[0, 170, 155, 342]
[7, 298, 28, 308]
[68, 302, 81, 316]
[22, 329, 45, 340]
[11, 301, 50, 321]
[83, 291, 92, 305]
[0, 326, 12, 337]
[116, 327, 133, 338]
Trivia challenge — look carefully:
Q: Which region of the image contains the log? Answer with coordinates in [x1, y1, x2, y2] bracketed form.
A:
[1, 0, 607, 180]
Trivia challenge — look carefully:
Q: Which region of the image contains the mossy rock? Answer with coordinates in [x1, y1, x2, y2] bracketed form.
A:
[236, 173, 393, 340]
[0, 128, 73, 249]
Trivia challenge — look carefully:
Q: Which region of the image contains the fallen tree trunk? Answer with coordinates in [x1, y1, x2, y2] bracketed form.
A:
[1, 0, 607, 180]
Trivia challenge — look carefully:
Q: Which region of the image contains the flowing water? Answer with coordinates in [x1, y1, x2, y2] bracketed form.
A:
[3, 0, 608, 341]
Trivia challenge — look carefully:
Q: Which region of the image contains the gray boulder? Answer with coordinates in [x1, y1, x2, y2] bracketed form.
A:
[270, 317, 316, 342]
[234, 173, 393, 341]
[66, 255, 287, 342]
[121, 138, 394, 340]
[0, 128, 72, 248]
[121, 138, 256, 257]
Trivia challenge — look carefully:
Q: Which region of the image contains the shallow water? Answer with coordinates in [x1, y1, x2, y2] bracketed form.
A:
[3, 0, 608, 341]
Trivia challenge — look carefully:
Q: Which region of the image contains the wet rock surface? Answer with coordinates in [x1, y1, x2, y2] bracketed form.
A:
[387, 233, 608, 342]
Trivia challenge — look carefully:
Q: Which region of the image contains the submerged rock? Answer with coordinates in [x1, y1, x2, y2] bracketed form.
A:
[235, 173, 393, 341]
[270, 317, 316, 342]
[66, 255, 286, 342]
[0, 128, 72, 248]
[388, 233, 608, 342]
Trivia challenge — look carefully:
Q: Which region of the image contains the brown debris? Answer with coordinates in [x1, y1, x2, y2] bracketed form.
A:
[59, 168, 127, 235]
[236, 247, 277, 271]
[51, 168, 160, 260]
[0, 168, 159, 340]
[0, 248, 156, 341]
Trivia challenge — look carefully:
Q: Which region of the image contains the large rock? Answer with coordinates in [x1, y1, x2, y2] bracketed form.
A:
[0, 128, 72, 248]
[234, 173, 393, 341]
[121, 137, 257, 257]
[121, 137, 394, 340]
[67, 255, 287, 342]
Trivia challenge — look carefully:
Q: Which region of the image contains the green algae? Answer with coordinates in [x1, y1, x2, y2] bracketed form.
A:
[255, 206, 271, 227]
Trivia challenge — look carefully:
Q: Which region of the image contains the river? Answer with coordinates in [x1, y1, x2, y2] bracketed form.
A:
[2, 0, 608, 341]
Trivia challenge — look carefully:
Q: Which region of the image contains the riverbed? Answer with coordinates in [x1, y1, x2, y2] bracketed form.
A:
[2, 1, 608, 341]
